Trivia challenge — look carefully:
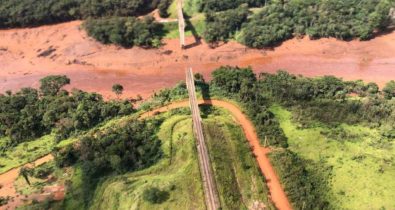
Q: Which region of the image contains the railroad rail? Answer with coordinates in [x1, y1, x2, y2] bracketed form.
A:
[185, 68, 220, 210]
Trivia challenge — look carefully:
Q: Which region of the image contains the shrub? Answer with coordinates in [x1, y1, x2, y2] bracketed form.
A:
[204, 5, 249, 44]
[143, 187, 170, 204]
[84, 16, 163, 48]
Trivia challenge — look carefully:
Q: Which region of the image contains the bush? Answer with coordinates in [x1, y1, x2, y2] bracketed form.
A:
[202, 0, 265, 12]
[269, 150, 332, 210]
[143, 187, 170, 204]
[158, 0, 172, 18]
[204, 5, 249, 44]
[84, 16, 163, 48]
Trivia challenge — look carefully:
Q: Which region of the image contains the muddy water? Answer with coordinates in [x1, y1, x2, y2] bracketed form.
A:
[1, 21, 395, 99]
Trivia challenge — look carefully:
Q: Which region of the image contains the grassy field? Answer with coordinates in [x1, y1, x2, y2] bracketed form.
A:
[86, 113, 206, 210]
[270, 105, 395, 210]
[0, 135, 54, 173]
[162, 15, 205, 39]
[202, 107, 274, 210]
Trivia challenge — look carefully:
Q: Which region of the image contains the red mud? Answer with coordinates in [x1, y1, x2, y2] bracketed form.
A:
[0, 155, 65, 210]
[1, 21, 395, 99]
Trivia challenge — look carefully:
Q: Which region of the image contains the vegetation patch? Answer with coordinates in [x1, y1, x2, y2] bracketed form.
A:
[86, 114, 206, 210]
[84, 16, 164, 48]
[203, 111, 275, 210]
[271, 105, 395, 210]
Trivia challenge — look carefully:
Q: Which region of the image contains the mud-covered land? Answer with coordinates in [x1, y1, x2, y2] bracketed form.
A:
[1, 20, 395, 99]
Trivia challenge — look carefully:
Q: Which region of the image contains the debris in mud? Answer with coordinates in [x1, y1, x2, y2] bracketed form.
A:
[0, 47, 7, 51]
[66, 59, 92, 66]
[37, 46, 56, 57]
[0, 196, 11, 206]
[161, 50, 173, 55]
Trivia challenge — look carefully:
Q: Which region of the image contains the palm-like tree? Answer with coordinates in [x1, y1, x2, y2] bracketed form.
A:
[19, 166, 32, 185]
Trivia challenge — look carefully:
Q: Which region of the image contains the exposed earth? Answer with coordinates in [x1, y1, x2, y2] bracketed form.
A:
[1, 21, 395, 99]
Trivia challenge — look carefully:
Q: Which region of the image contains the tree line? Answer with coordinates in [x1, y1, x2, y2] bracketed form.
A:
[0, 0, 170, 28]
[202, 0, 394, 47]
[0, 75, 133, 150]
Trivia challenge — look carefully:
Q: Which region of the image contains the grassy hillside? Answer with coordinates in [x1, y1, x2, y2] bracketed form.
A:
[88, 113, 205, 210]
[203, 107, 275, 210]
[270, 105, 395, 210]
[0, 135, 54, 173]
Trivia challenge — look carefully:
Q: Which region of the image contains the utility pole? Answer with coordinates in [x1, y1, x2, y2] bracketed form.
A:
[177, 0, 186, 48]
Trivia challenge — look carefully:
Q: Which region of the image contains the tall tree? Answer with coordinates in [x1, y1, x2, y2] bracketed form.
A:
[39, 75, 70, 96]
[383, 80, 395, 99]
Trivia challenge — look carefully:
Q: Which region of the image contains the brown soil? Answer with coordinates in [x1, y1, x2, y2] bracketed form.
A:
[1, 21, 395, 100]
[0, 99, 291, 210]
[0, 155, 61, 210]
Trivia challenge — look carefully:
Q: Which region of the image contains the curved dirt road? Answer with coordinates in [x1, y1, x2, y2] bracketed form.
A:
[142, 99, 292, 210]
[0, 99, 291, 210]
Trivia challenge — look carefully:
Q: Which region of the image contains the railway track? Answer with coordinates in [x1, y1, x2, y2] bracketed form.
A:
[185, 68, 220, 210]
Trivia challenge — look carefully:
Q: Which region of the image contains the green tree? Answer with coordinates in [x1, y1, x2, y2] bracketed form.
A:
[19, 166, 32, 185]
[112, 84, 124, 98]
[143, 187, 170, 204]
[383, 80, 395, 99]
[40, 75, 70, 96]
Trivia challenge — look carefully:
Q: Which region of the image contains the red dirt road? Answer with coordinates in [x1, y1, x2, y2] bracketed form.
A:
[142, 99, 292, 210]
[0, 155, 60, 210]
[1, 21, 395, 99]
[1, 99, 291, 210]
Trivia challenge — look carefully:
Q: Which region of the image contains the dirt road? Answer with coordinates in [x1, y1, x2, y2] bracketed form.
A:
[1, 21, 395, 99]
[0, 99, 291, 210]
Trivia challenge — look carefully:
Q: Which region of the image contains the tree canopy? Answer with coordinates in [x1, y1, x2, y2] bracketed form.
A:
[240, 0, 394, 48]
[0, 0, 168, 28]
[0, 75, 133, 146]
[84, 16, 163, 48]
[39, 75, 70, 96]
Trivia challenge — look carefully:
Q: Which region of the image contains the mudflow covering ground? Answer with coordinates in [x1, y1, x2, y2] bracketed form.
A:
[1, 20, 395, 99]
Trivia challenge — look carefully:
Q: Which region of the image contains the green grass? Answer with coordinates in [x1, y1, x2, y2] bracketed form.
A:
[163, 15, 205, 39]
[87, 113, 205, 210]
[0, 135, 54, 174]
[168, 0, 202, 18]
[270, 105, 395, 210]
[202, 107, 274, 210]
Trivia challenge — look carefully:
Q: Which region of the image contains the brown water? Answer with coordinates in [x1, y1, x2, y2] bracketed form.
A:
[1, 21, 394, 99]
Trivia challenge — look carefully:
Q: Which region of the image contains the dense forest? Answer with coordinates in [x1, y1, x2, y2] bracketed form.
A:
[1, 0, 393, 48]
[0, 0, 167, 28]
[203, 5, 249, 44]
[54, 118, 162, 205]
[0, 75, 133, 150]
[203, 0, 394, 47]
